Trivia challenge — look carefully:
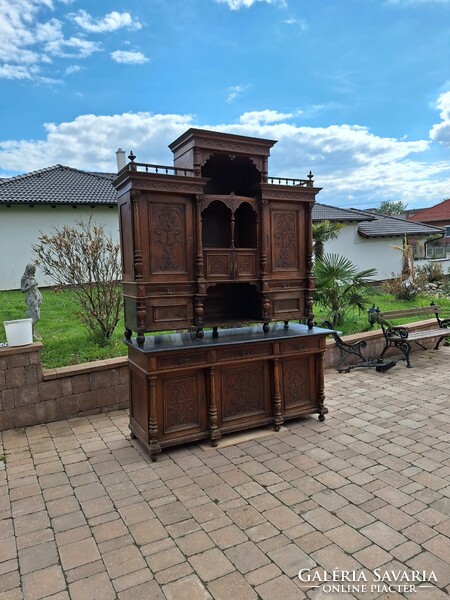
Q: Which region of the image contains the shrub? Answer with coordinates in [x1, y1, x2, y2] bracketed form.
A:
[314, 253, 377, 327]
[416, 262, 444, 284]
[33, 219, 123, 345]
[381, 272, 427, 301]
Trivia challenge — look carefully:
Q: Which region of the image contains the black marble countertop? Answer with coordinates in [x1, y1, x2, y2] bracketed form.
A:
[125, 323, 334, 354]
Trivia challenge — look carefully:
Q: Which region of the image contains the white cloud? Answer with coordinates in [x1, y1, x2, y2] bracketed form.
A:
[282, 18, 308, 30]
[65, 64, 82, 75]
[238, 110, 293, 125]
[1, 109, 449, 208]
[0, 64, 34, 80]
[0, 0, 103, 80]
[0, 112, 195, 174]
[0, 1, 143, 81]
[44, 36, 101, 58]
[214, 0, 285, 10]
[430, 91, 450, 146]
[226, 84, 248, 103]
[72, 10, 142, 33]
[111, 50, 149, 64]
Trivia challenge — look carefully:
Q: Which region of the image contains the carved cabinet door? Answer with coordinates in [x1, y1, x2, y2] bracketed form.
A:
[148, 197, 194, 281]
[218, 361, 271, 426]
[269, 204, 306, 279]
[159, 370, 208, 440]
[280, 356, 317, 414]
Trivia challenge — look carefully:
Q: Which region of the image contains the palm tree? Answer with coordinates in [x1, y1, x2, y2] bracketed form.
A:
[312, 220, 343, 260]
[314, 253, 377, 327]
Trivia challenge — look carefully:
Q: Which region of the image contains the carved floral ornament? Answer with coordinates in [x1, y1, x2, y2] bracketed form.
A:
[198, 195, 257, 213]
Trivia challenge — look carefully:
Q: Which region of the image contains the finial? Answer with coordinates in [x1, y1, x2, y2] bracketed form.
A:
[128, 151, 136, 162]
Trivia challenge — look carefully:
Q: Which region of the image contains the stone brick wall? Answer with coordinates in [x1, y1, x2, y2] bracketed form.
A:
[0, 343, 128, 431]
[0, 319, 445, 431]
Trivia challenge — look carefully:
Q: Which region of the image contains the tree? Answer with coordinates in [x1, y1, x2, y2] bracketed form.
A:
[314, 253, 377, 327]
[33, 219, 123, 345]
[377, 200, 408, 215]
[312, 220, 344, 260]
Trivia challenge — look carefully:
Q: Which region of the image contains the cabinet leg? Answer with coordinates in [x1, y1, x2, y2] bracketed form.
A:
[263, 322, 270, 333]
[125, 328, 132, 341]
[196, 328, 204, 339]
[210, 432, 221, 447]
[283, 321, 289, 330]
[129, 430, 136, 439]
[212, 327, 219, 338]
[137, 331, 145, 346]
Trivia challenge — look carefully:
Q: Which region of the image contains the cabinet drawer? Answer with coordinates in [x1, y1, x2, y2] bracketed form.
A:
[157, 351, 208, 370]
[280, 338, 320, 354]
[218, 344, 272, 362]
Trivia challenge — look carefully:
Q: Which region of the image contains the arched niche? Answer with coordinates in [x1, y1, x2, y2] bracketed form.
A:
[201, 155, 261, 196]
[202, 201, 232, 248]
[203, 282, 261, 324]
[235, 202, 257, 248]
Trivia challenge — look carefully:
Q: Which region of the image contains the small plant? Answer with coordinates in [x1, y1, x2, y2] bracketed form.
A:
[381, 274, 426, 301]
[314, 253, 377, 327]
[33, 218, 123, 346]
[416, 262, 444, 284]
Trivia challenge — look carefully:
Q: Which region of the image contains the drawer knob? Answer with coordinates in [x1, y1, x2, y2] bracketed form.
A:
[178, 358, 190, 366]
[166, 288, 175, 294]
[241, 350, 250, 357]
[297, 344, 304, 350]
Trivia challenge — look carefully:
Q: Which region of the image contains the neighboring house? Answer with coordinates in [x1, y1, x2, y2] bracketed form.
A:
[0, 165, 118, 291]
[312, 203, 443, 280]
[406, 198, 450, 258]
[0, 165, 443, 290]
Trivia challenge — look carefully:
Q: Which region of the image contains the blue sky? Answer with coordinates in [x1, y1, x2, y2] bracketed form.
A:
[1, 0, 450, 209]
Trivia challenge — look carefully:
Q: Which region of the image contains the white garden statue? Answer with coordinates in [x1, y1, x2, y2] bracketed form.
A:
[20, 263, 42, 338]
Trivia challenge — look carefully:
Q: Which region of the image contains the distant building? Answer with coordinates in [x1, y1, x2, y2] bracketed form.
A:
[406, 199, 450, 259]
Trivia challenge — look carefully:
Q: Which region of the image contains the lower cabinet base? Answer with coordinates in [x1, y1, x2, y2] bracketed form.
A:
[126, 324, 330, 461]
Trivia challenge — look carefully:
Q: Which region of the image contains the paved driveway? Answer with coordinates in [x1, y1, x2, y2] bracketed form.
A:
[1, 347, 449, 600]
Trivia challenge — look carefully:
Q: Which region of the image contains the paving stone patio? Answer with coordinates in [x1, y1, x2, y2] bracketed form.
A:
[1, 347, 449, 599]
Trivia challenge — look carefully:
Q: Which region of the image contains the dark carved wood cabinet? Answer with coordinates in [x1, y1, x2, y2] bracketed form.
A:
[114, 128, 330, 460]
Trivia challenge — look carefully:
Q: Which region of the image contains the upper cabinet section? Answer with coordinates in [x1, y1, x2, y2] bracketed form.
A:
[169, 128, 276, 185]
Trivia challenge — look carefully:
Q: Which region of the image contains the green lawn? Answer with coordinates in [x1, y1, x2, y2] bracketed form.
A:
[1, 288, 449, 369]
[0, 289, 126, 368]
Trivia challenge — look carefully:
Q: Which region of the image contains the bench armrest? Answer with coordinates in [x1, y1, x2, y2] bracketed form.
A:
[386, 326, 409, 339]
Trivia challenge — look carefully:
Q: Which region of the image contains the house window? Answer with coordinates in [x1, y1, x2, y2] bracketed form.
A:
[444, 225, 450, 238]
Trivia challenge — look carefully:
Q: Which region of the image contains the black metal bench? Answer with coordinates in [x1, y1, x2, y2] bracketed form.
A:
[368, 303, 449, 368]
[321, 320, 398, 373]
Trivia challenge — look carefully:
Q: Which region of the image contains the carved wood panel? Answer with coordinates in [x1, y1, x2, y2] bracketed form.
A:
[150, 204, 187, 273]
[205, 252, 231, 279]
[271, 211, 298, 271]
[221, 364, 266, 420]
[281, 357, 315, 409]
[163, 374, 201, 433]
[119, 201, 134, 279]
[235, 252, 257, 278]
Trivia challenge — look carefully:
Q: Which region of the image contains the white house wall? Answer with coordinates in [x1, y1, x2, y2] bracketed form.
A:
[323, 223, 404, 280]
[0, 205, 120, 291]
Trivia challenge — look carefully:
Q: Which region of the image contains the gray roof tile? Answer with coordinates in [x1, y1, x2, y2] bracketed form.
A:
[357, 211, 443, 237]
[0, 165, 117, 205]
[312, 203, 373, 222]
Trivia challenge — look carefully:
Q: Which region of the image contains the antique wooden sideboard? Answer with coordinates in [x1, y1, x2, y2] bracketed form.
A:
[113, 128, 331, 459]
[126, 324, 330, 461]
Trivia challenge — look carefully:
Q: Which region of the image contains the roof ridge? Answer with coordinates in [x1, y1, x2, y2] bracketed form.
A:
[0, 164, 64, 184]
[0, 165, 116, 185]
